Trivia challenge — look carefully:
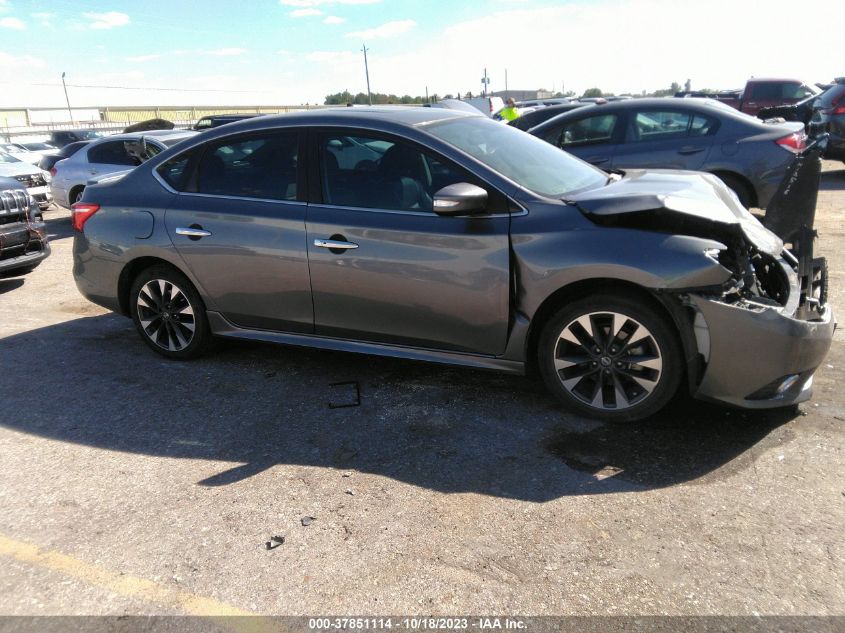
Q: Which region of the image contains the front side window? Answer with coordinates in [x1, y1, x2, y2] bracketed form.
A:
[551, 114, 618, 148]
[320, 133, 471, 212]
[195, 132, 298, 200]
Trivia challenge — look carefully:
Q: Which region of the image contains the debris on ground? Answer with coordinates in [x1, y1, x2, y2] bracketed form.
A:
[265, 535, 285, 550]
[301, 516, 316, 527]
[328, 381, 361, 409]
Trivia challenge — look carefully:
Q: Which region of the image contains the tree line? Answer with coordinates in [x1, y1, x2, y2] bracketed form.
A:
[324, 82, 715, 105]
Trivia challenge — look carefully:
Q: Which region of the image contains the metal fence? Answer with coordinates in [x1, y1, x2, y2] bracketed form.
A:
[0, 105, 332, 141]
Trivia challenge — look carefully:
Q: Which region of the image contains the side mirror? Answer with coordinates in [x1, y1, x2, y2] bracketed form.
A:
[433, 182, 488, 216]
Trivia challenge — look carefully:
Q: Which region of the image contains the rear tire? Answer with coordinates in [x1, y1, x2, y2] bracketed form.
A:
[537, 293, 683, 423]
[129, 265, 211, 360]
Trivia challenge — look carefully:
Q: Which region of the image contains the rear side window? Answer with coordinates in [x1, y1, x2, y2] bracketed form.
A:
[625, 111, 719, 142]
[544, 114, 618, 148]
[194, 132, 298, 200]
[748, 84, 781, 100]
[87, 141, 139, 166]
[157, 150, 199, 191]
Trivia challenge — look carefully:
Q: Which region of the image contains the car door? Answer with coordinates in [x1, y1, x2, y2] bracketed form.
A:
[305, 129, 511, 355]
[537, 112, 621, 167]
[610, 108, 716, 171]
[162, 130, 313, 333]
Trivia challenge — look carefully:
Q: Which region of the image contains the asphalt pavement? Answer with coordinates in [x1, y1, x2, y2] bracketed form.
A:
[0, 164, 843, 616]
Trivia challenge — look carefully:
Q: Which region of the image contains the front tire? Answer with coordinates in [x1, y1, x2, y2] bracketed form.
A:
[538, 294, 682, 422]
[129, 265, 211, 359]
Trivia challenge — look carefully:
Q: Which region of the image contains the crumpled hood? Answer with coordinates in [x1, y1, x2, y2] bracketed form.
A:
[569, 169, 784, 256]
[0, 162, 41, 179]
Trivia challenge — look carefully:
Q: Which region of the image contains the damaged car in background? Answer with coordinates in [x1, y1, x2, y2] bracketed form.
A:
[0, 176, 50, 277]
[71, 109, 833, 422]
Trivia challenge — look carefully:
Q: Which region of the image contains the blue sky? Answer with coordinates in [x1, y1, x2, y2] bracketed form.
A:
[0, 0, 842, 107]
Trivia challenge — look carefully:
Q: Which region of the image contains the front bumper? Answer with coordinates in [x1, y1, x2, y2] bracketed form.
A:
[26, 185, 53, 209]
[690, 296, 835, 409]
[0, 231, 50, 274]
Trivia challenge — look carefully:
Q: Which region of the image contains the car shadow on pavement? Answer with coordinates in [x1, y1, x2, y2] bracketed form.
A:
[819, 168, 845, 191]
[0, 315, 798, 501]
[44, 214, 74, 241]
[0, 277, 26, 291]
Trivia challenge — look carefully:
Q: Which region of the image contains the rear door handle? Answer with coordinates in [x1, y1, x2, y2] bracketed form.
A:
[175, 226, 212, 239]
[314, 239, 358, 250]
[678, 146, 706, 155]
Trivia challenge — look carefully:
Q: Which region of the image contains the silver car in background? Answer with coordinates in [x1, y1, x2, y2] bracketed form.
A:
[51, 130, 196, 208]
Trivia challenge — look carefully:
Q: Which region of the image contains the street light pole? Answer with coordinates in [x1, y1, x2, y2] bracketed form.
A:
[361, 44, 372, 105]
[61, 72, 73, 123]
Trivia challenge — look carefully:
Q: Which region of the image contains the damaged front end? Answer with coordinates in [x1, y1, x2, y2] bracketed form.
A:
[570, 167, 834, 409]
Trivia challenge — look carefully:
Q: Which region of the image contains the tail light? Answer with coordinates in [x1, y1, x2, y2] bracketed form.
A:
[49, 167, 57, 177]
[71, 202, 100, 232]
[775, 130, 807, 154]
[824, 93, 845, 115]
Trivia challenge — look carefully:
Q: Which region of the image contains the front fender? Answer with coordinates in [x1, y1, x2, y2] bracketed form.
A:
[515, 227, 732, 319]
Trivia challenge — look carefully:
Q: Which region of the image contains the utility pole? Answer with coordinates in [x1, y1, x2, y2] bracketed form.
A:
[361, 44, 372, 105]
[425, 85, 429, 104]
[481, 68, 490, 97]
[61, 72, 73, 123]
[505, 69, 508, 95]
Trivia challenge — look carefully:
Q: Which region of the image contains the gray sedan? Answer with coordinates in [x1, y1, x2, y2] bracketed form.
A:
[71, 108, 833, 422]
[528, 98, 807, 209]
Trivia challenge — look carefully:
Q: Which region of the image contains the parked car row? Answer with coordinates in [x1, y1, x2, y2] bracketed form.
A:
[524, 98, 807, 209]
[70, 107, 833, 422]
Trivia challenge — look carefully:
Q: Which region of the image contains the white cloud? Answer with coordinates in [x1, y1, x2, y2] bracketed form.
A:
[290, 8, 322, 17]
[346, 19, 415, 40]
[206, 47, 248, 56]
[83, 11, 130, 29]
[0, 51, 46, 71]
[323, 15, 345, 24]
[306, 50, 358, 63]
[31, 11, 54, 26]
[0, 16, 24, 29]
[127, 53, 164, 63]
[281, 0, 379, 5]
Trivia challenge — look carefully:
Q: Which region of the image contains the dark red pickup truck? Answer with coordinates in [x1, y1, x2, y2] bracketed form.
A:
[714, 78, 820, 117]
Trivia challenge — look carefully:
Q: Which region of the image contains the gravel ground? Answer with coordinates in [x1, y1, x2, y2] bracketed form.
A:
[0, 163, 843, 616]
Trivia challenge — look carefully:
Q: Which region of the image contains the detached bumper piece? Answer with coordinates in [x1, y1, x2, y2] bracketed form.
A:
[690, 294, 834, 409]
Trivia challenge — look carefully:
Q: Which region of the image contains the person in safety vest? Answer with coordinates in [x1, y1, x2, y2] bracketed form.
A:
[499, 98, 520, 121]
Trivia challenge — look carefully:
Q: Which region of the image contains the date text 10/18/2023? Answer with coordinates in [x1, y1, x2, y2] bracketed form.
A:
[308, 618, 527, 630]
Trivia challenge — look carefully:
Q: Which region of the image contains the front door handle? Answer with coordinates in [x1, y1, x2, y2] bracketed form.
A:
[314, 238, 358, 250]
[678, 146, 706, 155]
[175, 226, 212, 239]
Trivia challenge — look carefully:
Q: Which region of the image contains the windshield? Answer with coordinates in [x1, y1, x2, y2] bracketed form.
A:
[22, 142, 53, 151]
[0, 144, 22, 153]
[426, 116, 607, 198]
[0, 151, 21, 164]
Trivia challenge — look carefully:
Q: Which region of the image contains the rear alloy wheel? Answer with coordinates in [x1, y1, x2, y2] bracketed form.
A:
[129, 266, 211, 359]
[538, 295, 682, 422]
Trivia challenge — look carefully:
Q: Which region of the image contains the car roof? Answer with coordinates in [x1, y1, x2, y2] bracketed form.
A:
[198, 106, 474, 135]
[87, 130, 197, 143]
